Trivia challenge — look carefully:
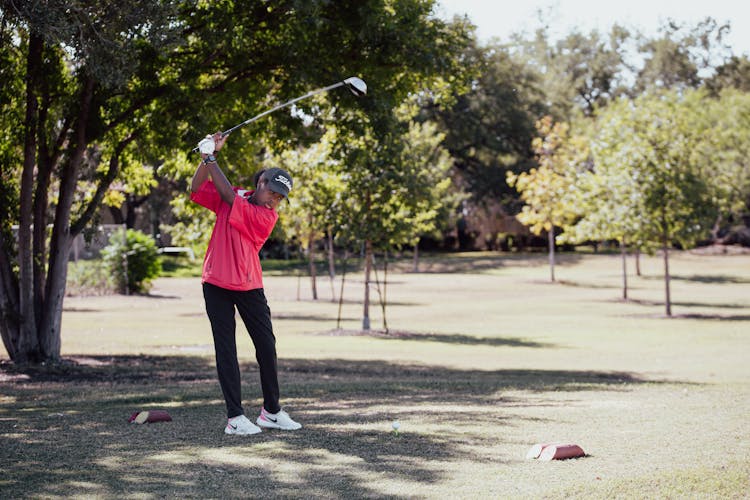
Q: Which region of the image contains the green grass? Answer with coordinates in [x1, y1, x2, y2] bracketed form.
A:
[157, 254, 203, 278]
[2, 250, 749, 498]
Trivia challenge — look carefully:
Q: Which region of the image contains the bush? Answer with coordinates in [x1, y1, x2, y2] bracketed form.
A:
[102, 229, 162, 294]
[66, 259, 115, 296]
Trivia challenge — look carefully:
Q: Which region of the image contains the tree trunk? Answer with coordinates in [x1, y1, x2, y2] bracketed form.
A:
[0, 230, 20, 358]
[412, 239, 420, 273]
[327, 228, 336, 302]
[662, 233, 672, 317]
[37, 76, 96, 360]
[307, 213, 317, 300]
[710, 214, 722, 243]
[547, 225, 556, 282]
[620, 238, 628, 300]
[33, 61, 56, 332]
[382, 250, 389, 333]
[336, 250, 348, 330]
[125, 198, 138, 229]
[362, 239, 372, 331]
[16, 32, 45, 361]
[635, 248, 642, 276]
[108, 206, 125, 225]
[372, 250, 389, 333]
[115, 195, 148, 229]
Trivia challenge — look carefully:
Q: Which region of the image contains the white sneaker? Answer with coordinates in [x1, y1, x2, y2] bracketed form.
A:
[225, 414, 262, 435]
[256, 408, 302, 430]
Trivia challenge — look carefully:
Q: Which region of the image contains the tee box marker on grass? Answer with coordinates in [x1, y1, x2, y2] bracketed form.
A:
[128, 410, 173, 424]
[527, 443, 586, 461]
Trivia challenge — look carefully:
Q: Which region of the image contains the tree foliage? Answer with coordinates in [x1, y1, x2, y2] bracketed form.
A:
[0, 0, 473, 361]
[573, 90, 717, 315]
[1, 0, 183, 363]
[424, 40, 546, 208]
[635, 18, 731, 93]
[704, 55, 750, 95]
[507, 116, 586, 281]
[511, 25, 630, 119]
[697, 90, 750, 224]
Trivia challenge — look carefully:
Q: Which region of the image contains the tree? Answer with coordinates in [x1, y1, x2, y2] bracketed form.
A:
[511, 25, 631, 120]
[332, 105, 462, 331]
[586, 91, 717, 315]
[635, 17, 732, 93]
[696, 90, 750, 241]
[396, 120, 454, 272]
[1, 1, 182, 363]
[420, 39, 547, 249]
[704, 55, 750, 95]
[507, 116, 585, 282]
[269, 130, 345, 301]
[0, 0, 473, 362]
[561, 116, 649, 300]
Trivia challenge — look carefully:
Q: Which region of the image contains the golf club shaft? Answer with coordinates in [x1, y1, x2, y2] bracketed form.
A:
[191, 81, 346, 153]
[222, 81, 345, 136]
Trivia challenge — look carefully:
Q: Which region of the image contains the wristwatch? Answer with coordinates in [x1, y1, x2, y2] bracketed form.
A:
[203, 154, 217, 164]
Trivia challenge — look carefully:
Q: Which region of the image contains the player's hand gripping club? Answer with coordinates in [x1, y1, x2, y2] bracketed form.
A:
[194, 132, 235, 206]
[198, 131, 229, 157]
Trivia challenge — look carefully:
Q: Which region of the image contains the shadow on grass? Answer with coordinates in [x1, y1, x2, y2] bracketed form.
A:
[61, 307, 102, 313]
[668, 313, 750, 321]
[641, 274, 750, 285]
[271, 312, 353, 322]
[276, 298, 425, 307]
[412, 252, 586, 274]
[317, 329, 554, 348]
[620, 298, 750, 319]
[1, 356, 641, 390]
[558, 279, 620, 289]
[627, 298, 748, 309]
[0, 355, 679, 498]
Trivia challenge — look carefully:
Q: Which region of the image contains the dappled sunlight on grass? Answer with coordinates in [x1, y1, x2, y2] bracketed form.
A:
[2, 252, 749, 497]
[1, 354, 672, 496]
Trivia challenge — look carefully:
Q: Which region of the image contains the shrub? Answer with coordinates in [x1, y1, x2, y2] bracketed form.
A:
[66, 259, 115, 296]
[102, 229, 162, 294]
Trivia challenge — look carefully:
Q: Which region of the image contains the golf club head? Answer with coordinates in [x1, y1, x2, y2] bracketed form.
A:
[344, 77, 367, 96]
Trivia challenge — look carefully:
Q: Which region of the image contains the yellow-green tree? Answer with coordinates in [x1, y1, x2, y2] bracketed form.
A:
[507, 116, 586, 282]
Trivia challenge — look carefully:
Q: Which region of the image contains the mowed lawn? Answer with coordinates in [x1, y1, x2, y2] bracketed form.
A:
[1, 250, 749, 498]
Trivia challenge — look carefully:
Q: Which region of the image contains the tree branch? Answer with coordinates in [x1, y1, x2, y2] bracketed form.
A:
[49, 115, 71, 167]
[102, 87, 168, 136]
[70, 133, 137, 236]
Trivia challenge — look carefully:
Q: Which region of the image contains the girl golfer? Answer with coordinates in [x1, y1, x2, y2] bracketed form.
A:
[191, 132, 301, 435]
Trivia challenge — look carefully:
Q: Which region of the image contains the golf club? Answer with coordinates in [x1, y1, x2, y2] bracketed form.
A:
[192, 76, 367, 153]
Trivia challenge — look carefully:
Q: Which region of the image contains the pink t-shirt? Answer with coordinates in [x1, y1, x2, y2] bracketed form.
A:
[190, 180, 278, 291]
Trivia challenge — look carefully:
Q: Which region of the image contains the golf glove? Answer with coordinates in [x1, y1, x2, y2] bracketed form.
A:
[198, 136, 215, 154]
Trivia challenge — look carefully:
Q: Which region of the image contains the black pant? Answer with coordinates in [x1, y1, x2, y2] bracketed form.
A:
[202, 283, 280, 418]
